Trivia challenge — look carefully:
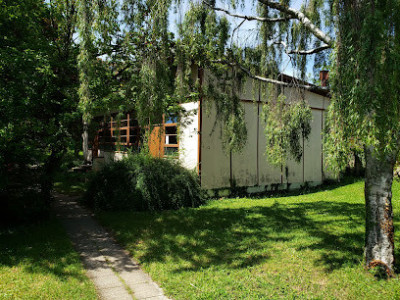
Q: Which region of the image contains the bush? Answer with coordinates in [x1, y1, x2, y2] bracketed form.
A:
[84, 154, 206, 211]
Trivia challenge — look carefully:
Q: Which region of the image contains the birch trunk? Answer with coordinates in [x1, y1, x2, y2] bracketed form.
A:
[364, 147, 396, 276]
[82, 118, 90, 164]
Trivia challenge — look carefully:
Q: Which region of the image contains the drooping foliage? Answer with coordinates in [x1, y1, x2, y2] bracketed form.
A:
[325, 0, 400, 173]
[76, 0, 119, 120]
[262, 92, 312, 165]
[255, 0, 328, 165]
[324, 0, 400, 276]
[75, 0, 179, 152]
[121, 0, 175, 130]
[173, 2, 249, 152]
[171, 0, 333, 161]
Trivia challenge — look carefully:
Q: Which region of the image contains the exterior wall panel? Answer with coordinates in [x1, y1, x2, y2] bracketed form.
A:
[322, 99, 337, 180]
[231, 102, 258, 187]
[305, 91, 325, 110]
[304, 109, 323, 183]
[186, 71, 332, 190]
[239, 78, 259, 101]
[201, 102, 231, 189]
[179, 102, 199, 170]
[285, 157, 303, 185]
[258, 103, 282, 186]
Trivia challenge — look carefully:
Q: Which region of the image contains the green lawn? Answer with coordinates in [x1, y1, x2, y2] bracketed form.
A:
[54, 172, 88, 196]
[0, 218, 98, 299]
[98, 180, 400, 299]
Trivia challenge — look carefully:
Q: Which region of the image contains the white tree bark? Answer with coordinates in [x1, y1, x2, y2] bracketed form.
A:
[274, 41, 331, 55]
[82, 118, 90, 164]
[364, 147, 396, 276]
[258, 0, 334, 46]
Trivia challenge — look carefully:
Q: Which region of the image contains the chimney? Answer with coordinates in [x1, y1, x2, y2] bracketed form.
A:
[319, 70, 329, 87]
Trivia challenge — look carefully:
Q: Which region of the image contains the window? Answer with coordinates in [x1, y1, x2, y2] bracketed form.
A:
[94, 112, 179, 158]
[96, 111, 142, 151]
[164, 116, 178, 158]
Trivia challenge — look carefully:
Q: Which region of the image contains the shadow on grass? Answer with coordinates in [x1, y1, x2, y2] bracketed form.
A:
[0, 217, 88, 281]
[229, 176, 364, 199]
[99, 196, 392, 274]
[54, 172, 87, 196]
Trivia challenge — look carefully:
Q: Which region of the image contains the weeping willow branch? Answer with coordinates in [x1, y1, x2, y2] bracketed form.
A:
[203, 1, 292, 22]
[112, 63, 132, 80]
[258, 0, 334, 46]
[233, 19, 246, 35]
[212, 59, 328, 94]
[95, 44, 123, 57]
[274, 41, 331, 55]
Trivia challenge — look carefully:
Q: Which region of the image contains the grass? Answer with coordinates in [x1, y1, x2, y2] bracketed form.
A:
[0, 218, 98, 299]
[54, 172, 88, 196]
[97, 179, 400, 299]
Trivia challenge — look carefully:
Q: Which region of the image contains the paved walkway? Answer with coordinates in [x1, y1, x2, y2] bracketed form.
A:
[53, 193, 169, 300]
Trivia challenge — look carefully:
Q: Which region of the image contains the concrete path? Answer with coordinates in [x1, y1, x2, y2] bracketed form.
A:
[53, 193, 169, 300]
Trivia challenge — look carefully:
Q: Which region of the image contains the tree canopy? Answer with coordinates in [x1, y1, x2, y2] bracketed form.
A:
[0, 0, 79, 197]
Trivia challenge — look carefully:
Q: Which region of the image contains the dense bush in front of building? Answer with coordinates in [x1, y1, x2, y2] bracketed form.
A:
[84, 154, 206, 211]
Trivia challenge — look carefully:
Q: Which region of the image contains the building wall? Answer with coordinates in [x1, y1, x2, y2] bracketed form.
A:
[200, 101, 231, 189]
[231, 102, 258, 187]
[92, 72, 334, 190]
[303, 109, 323, 183]
[196, 77, 331, 190]
[258, 107, 283, 186]
[97, 150, 127, 163]
[179, 102, 199, 170]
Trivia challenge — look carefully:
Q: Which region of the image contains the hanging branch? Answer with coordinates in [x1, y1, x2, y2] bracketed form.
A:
[231, 19, 246, 46]
[274, 41, 331, 55]
[258, 0, 334, 46]
[204, 1, 292, 22]
[212, 59, 328, 94]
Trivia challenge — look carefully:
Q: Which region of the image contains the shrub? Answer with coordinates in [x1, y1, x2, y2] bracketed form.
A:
[84, 154, 206, 211]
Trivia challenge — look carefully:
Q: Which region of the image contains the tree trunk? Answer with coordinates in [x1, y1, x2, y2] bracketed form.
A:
[354, 152, 364, 177]
[40, 149, 63, 207]
[364, 147, 396, 276]
[82, 118, 90, 164]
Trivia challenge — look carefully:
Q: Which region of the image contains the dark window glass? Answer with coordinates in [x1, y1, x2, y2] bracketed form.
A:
[165, 126, 177, 135]
[167, 135, 177, 145]
[130, 135, 138, 143]
[130, 119, 139, 126]
[130, 127, 139, 135]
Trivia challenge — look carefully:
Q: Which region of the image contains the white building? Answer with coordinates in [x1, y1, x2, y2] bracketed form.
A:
[92, 71, 331, 193]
